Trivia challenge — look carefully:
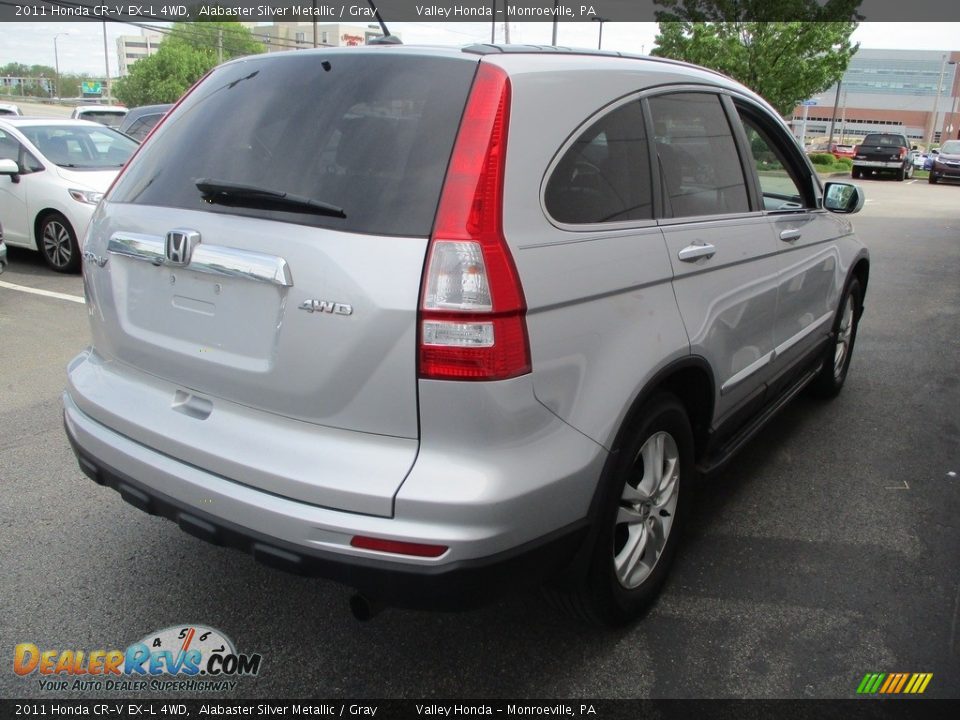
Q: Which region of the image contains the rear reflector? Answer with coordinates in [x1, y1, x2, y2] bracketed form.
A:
[350, 536, 448, 558]
[418, 62, 531, 381]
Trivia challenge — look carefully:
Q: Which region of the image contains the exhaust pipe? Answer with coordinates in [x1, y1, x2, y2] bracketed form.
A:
[349, 593, 386, 621]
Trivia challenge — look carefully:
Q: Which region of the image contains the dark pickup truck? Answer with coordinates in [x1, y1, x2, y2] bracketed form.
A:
[852, 133, 916, 181]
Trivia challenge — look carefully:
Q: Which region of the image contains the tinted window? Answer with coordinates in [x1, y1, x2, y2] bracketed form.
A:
[78, 110, 127, 128]
[110, 54, 477, 237]
[648, 93, 749, 218]
[861, 134, 906, 147]
[545, 101, 653, 224]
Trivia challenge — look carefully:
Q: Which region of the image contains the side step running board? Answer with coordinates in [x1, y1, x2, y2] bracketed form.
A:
[696, 366, 821, 476]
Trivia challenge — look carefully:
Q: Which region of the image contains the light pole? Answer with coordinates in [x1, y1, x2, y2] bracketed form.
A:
[592, 16, 609, 50]
[927, 55, 950, 148]
[942, 60, 958, 141]
[53, 31, 69, 101]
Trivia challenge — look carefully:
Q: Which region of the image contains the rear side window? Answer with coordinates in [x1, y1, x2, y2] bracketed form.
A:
[648, 93, 749, 218]
[545, 101, 653, 224]
[110, 54, 477, 237]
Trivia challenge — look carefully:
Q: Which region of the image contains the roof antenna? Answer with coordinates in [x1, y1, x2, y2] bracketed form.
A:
[365, 0, 403, 45]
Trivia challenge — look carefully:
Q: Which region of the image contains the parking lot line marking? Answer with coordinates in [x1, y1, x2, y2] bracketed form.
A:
[0, 280, 85, 304]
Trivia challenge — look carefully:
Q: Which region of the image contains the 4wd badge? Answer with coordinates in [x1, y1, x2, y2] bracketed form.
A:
[299, 299, 353, 316]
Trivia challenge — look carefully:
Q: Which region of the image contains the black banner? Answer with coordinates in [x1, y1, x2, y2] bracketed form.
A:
[0, 0, 958, 23]
[2, 699, 960, 719]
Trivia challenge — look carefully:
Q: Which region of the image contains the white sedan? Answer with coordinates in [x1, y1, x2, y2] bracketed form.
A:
[0, 118, 137, 272]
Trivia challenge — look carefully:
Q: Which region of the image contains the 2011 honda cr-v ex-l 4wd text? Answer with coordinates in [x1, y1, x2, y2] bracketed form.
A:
[64, 45, 869, 625]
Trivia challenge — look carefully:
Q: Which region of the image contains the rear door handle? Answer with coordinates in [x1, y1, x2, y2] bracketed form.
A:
[678, 243, 716, 262]
[779, 229, 802, 243]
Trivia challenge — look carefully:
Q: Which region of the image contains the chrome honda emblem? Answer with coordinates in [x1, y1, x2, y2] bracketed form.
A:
[165, 229, 200, 266]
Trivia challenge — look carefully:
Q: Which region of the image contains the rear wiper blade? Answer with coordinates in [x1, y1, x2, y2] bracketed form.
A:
[195, 178, 346, 218]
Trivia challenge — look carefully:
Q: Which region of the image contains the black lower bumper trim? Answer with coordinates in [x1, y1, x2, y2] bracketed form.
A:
[64, 414, 588, 611]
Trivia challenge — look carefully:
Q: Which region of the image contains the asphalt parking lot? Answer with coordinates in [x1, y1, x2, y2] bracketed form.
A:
[1, 177, 958, 700]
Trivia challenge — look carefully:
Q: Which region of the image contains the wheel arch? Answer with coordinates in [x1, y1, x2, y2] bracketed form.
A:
[850, 256, 870, 318]
[551, 355, 715, 590]
[33, 208, 74, 250]
[611, 356, 716, 464]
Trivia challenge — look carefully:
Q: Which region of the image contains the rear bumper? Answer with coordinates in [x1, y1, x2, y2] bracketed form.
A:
[63, 372, 605, 608]
[853, 160, 905, 169]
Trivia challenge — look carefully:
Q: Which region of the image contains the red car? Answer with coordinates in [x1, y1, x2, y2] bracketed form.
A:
[831, 143, 856, 160]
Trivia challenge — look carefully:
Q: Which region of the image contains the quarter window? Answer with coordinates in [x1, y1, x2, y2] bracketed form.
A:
[648, 93, 750, 218]
[544, 101, 653, 225]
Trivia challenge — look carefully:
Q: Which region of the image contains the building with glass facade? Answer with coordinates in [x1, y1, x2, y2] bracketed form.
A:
[791, 48, 960, 147]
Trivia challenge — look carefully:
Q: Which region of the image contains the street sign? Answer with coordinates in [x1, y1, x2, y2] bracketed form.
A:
[81, 81, 102, 96]
[802, 99, 818, 106]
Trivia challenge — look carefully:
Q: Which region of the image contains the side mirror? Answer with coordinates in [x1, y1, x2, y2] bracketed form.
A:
[0, 157, 20, 183]
[823, 181, 864, 214]
[912, 145, 918, 150]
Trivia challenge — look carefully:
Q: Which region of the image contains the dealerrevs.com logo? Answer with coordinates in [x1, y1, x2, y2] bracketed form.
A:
[14, 625, 263, 692]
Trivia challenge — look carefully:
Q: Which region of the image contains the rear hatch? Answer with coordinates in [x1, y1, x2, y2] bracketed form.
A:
[78, 50, 478, 514]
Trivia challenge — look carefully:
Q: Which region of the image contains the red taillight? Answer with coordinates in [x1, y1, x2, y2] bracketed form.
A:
[853, 145, 860, 155]
[350, 536, 448, 558]
[418, 63, 530, 381]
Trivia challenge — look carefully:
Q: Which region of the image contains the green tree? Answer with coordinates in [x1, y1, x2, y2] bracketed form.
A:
[113, 22, 263, 107]
[168, 20, 265, 62]
[651, 1, 862, 115]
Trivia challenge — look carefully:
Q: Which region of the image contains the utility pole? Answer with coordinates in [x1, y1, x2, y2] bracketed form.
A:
[827, 78, 842, 147]
[927, 54, 948, 148]
[313, 0, 318, 47]
[592, 17, 609, 50]
[102, 21, 110, 103]
[217, 29, 223, 64]
[551, 0, 559, 46]
[53, 32, 69, 101]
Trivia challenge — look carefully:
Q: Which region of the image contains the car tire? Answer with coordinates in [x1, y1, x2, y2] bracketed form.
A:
[37, 212, 80, 273]
[928, 173, 938, 184]
[905, 164, 913, 179]
[851, 167, 861, 179]
[810, 278, 862, 399]
[545, 393, 693, 626]
[895, 167, 905, 181]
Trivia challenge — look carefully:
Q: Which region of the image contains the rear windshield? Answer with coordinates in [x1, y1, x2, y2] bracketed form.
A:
[78, 111, 127, 127]
[110, 53, 478, 237]
[861, 134, 907, 147]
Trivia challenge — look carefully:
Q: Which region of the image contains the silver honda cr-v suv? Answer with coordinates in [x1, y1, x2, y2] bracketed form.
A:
[65, 45, 868, 625]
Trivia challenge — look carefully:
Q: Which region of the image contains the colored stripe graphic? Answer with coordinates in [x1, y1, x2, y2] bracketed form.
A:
[857, 672, 932, 694]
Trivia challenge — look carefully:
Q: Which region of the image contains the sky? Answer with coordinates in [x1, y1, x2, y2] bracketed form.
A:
[0, 21, 957, 77]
